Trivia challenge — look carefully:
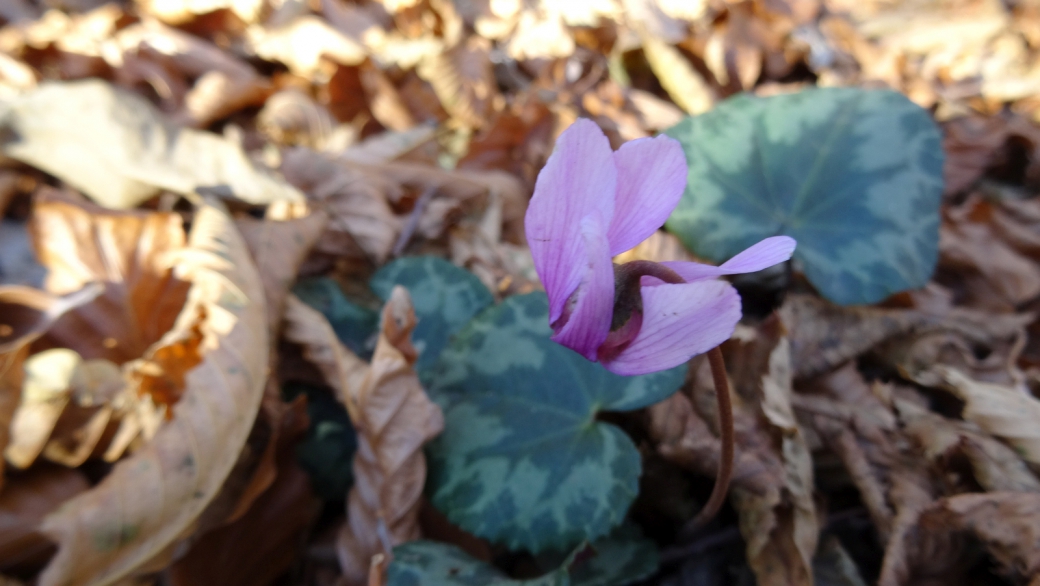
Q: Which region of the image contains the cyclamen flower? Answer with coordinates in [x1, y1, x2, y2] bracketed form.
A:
[525, 119, 796, 376]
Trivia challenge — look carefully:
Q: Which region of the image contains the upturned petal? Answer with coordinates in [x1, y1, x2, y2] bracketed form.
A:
[657, 236, 797, 284]
[606, 135, 688, 256]
[600, 280, 741, 376]
[550, 216, 614, 360]
[525, 119, 617, 324]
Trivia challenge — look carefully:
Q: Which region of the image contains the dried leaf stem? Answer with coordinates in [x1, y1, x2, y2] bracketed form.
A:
[691, 346, 735, 528]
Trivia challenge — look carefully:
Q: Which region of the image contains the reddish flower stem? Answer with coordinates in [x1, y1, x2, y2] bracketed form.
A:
[690, 346, 734, 528]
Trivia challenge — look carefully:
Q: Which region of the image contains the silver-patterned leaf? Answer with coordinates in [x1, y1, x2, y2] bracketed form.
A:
[426, 293, 684, 552]
[371, 256, 494, 375]
[665, 87, 943, 305]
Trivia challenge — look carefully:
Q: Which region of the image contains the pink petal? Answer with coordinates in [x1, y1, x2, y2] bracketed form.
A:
[601, 280, 741, 376]
[550, 216, 615, 360]
[525, 119, 618, 323]
[606, 134, 687, 256]
[659, 236, 797, 284]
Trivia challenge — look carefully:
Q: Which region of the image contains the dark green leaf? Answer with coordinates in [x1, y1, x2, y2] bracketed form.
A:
[665, 87, 944, 305]
[370, 256, 494, 376]
[426, 293, 684, 552]
[283, 383, 357, 501]
[388, 524, 657, 586]
[569, 524, 658, 586]
[387, 541, 569, 586]
[293, 278, 377, 359]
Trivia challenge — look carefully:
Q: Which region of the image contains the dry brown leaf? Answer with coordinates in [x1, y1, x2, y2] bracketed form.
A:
[898, 399, 1040, 493]
[37, 201, 268, 586]
[107, 20, 271, 127]
[929, 366, 1040, 466]
[0, 467, 89, 573]
[4, 349, 123, 469]
[0, 283, 102, 491]
[283, 288, 442, 583]
[281, 148, 402, 264]
[0, 80, 303, 209]
[639, 31, 714, 115]
[139, 0, 265, 25]
[258, 90, 357, 151]
[724, 320, 817, 586]
[165, 396, 320, 586]
[336, 286, 443, 584]
[246, 16, 367, 78]
[918, 492, 1040, 581]
[359, 60, 418, 132]
[780, 293, 1030, 385]
[236, 203, 330, 337]
[416, 37, 497, 129]
[30, 190, 190, 365]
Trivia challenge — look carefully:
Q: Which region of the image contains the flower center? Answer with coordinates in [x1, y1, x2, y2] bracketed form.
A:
[598, 260, 685, 362]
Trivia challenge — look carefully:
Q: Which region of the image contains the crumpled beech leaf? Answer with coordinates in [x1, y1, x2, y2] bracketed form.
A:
[665, 87, 944, 305]
[425, 292, 685, 553]
[282, 288, 444, 584]
[37, 202, 268, 586]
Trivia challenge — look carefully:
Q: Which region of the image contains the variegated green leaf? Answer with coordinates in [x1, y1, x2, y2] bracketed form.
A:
[664, 87, 943, 305]
[371, 256, 494, 374]
[388, 524, 657, 586]
[387, 541, 570, 586]
[426, 293, 685, 552]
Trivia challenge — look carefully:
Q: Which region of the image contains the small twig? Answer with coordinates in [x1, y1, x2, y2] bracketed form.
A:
[392, 186, 437, 257]
[688, 346, 735, 529]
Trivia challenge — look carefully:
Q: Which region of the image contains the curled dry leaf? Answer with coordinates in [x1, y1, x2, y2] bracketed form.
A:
[415, 37, 497, 129]
[281, 288, 443, 584]
[0, 80, 303, 209]
[30, 190, 190, 365]
[37, 202, 268, 586]
[336, 286, 444, 584]
[929, 366, 1040, 466]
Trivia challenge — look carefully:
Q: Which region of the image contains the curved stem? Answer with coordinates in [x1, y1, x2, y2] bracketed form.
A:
[691, 346, 735, 528]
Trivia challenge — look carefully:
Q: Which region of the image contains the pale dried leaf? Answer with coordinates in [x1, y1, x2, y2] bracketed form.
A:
[0, 80, 303, 209]
[140, 0, 265, 25]
[898, 399, 1040, 493]
[38, 202, 268, 586]
[247, 17, 367, 78]
[930, 366, 1040, 465]
[337, 287, 443, 585]
[639, 31, 713, 115]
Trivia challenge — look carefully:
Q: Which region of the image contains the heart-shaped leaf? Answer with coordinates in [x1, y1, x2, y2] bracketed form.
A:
[387, 541, 569, 585]
[370, 256, 494, 375]
[426, 293, 684, 552]
[388, 523, 658, 586]
[664, 87, 944, 305]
